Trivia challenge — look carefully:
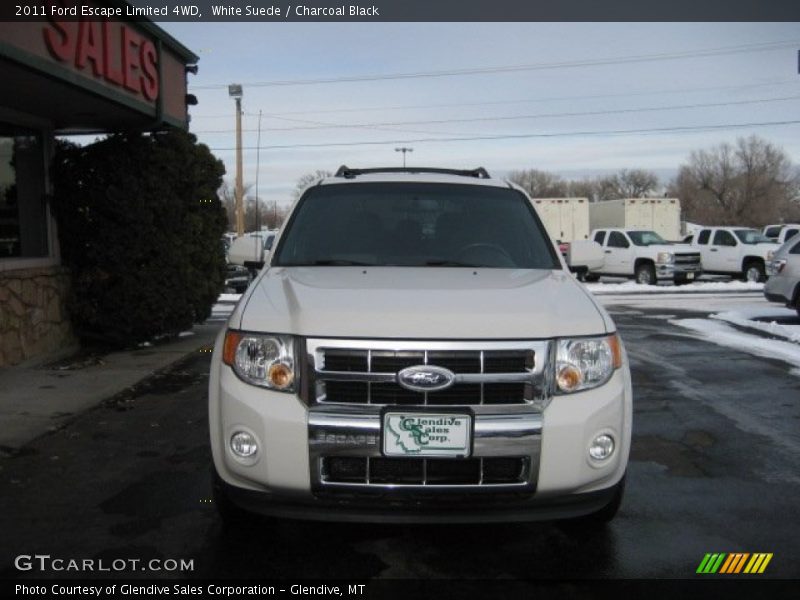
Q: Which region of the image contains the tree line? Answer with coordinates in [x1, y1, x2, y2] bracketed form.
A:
[223, 135, 800, 231]
[509, 135, 800, 227]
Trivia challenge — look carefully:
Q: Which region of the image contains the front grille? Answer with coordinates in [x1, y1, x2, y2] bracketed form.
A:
[675, 253, 701, 266]
[316, 346, 537, 406]
[322, 456, 528, 486]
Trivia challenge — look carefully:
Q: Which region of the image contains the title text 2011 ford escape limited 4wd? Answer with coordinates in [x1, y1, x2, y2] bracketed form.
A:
[209, 167, 632, 525]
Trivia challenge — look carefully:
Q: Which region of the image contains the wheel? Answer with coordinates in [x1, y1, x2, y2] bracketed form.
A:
[212, 469, 257, 529]
[583, 273, 601, 283]
[560, 476, 625, 530]
[743, 261, 765, 283]
[634, 262, 656, 285]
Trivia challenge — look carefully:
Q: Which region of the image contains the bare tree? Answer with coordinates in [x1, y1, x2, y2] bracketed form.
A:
[508, 169, 567, 197]
[595, 169, 659, 200]
[670, 136, 800, 226]
[292, 170, 333, 201]
[218, 181, 252, 230]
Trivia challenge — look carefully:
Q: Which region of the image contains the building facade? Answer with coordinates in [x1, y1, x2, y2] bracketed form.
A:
[0, 5, 197, 366]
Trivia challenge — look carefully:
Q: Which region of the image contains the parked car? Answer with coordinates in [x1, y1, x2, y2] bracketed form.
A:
[586, 228, 702, 285]
[223, 264, 253, 294]
[227, 231, 276, 273]
[209, 166, 632, 527]
[764, 232, 800, 316]
[762, 223, 800, 245]
[688, 227, 777, 282]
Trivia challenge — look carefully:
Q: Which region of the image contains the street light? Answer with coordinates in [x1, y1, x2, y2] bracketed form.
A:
[228, 84, 244, 236]
[395, 147, 413, 168]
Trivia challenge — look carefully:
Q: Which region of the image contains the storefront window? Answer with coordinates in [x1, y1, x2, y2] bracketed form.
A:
[0, 123, 48, 259]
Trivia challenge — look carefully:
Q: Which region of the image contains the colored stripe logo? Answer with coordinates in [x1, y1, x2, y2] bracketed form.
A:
[696, 553, 773, 574]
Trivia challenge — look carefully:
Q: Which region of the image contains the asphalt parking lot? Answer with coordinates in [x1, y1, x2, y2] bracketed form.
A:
[1, 298, 799, 581]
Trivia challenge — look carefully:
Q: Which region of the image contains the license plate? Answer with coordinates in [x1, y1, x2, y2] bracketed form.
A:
[687, 272, 695, 280]
[383, 413, 471, 457]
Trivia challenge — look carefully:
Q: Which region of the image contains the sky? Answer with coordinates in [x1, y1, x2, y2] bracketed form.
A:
[157, 22, 800, 209]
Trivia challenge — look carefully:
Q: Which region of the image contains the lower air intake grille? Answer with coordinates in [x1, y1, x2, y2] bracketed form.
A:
[322, 456, 528, 486]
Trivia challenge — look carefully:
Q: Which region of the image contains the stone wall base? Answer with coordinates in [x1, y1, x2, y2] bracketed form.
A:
[0, 266, 76, 367]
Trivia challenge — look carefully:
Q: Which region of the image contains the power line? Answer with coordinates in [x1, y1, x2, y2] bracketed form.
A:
[206, 119, 800, 151]
[188, 79, 798, 119]
[190, 94, 800, 134]
[189, 40, 800, 90]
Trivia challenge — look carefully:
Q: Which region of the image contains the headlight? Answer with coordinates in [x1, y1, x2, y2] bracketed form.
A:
[656, 252, 674, 264]
[222, 330, 295, 392]
[768, 258, 786, 275]
[556, 334, 622, 394]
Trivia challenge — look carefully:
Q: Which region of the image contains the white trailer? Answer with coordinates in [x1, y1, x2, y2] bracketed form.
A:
[589, 198, 682, 241]
[531, 197, 590, 243]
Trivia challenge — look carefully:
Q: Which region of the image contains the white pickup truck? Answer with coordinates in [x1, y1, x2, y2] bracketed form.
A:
[587, 228, 702, 285]
[209, 166, 632, 527]
[688, 227, 777, 282]
[762, 223, 800, 245]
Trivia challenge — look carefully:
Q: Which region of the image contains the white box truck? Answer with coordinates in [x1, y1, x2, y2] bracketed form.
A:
[589, 198, 682, 242]
[532, 197, 591, 243]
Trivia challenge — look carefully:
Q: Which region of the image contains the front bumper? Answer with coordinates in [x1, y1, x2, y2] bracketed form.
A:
[208, 332, 632, 522]
[655, 263, 702, 280]
[215, 471, 621, 523]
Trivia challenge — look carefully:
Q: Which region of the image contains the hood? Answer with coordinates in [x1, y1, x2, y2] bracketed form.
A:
[748, 242, 779, 257]
[647, 244, 695, 254]
[234, 267, 611, 339]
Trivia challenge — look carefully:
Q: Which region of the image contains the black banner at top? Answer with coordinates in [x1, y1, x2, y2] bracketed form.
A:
[2, 0, 800, 22]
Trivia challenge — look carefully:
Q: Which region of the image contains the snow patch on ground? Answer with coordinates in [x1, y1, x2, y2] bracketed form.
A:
[670, 318, 800, 372]
[711, 308, 800, 343]
[585, 280, 763, 295]
[218, 293, 243, 303]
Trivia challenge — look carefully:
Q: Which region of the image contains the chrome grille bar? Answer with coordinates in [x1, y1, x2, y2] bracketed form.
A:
[307, 338, 552, 408]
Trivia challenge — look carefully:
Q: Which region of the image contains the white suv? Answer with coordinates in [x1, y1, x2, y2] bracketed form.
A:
[209, 167, 632, 526]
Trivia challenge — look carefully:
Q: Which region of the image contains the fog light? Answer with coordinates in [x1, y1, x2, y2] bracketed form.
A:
[589, 434, 614, 460]
[230, 431, 258, 458]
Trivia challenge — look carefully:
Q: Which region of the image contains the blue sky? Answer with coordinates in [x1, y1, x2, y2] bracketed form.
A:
[158, 22, 800, 207]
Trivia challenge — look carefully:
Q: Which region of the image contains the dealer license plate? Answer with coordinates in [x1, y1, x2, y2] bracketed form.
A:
[383, 413, 471, 457]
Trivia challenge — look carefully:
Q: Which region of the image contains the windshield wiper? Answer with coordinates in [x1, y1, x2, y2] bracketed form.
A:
[424, 260, 485, 268]
[283, 259, 377, 266]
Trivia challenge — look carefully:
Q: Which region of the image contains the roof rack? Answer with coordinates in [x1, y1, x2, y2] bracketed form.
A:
[334, 166, 491, 180]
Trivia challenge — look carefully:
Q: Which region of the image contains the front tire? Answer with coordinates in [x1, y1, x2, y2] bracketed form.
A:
[743, 260, 766, 283]
[560, 476, 625, 530]
[635, 263, 656, 286]
[212, 469, 261, 529]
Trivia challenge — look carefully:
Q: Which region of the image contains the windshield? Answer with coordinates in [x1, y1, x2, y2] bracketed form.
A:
[273, 182, 559, 269]
[627, 230, 667, 246]
[734, 229, 773, 245]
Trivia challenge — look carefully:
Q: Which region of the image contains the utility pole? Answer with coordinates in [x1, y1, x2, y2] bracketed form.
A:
[254, 109, 262, 231]
[228, 84, 244, 236]
[395, 147, 413, 168]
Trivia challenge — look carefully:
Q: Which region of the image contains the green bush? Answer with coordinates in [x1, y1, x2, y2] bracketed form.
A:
[52, 130, 227, 347]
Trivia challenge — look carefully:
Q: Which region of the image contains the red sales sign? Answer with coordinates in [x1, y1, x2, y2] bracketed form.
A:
[43, 19, 159, 101]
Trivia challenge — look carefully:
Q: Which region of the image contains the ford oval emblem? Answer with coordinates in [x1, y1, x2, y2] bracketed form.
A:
[397, 365, 456, 392]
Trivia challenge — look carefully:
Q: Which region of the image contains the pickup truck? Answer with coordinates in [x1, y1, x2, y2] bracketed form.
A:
[209, 166, 632, 527]
[689, 227, 777, 282]
[762, 223, 800, 245]
[586, 228, 702, 285]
